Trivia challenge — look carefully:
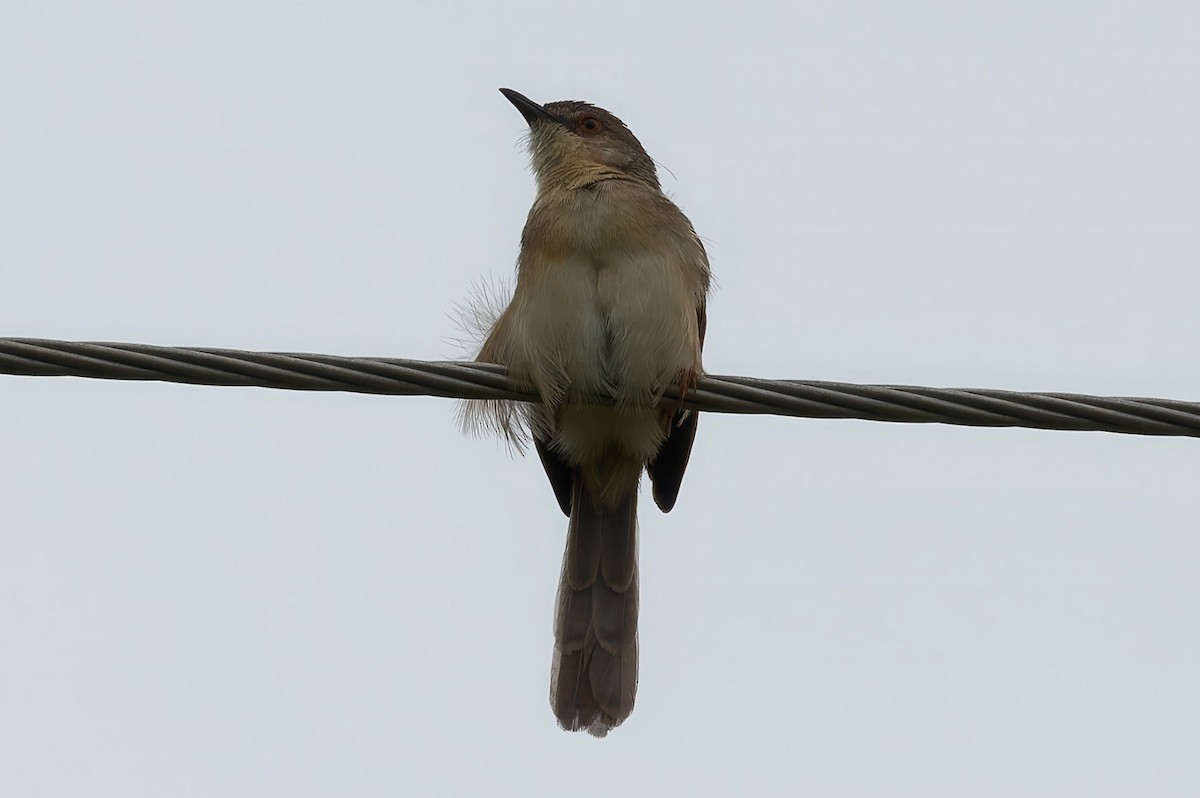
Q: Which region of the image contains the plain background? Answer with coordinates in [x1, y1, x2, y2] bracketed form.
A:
[2, 2, 1197, 795]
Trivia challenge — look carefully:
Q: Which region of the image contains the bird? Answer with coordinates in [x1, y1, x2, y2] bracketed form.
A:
[463, 88, 711, 737]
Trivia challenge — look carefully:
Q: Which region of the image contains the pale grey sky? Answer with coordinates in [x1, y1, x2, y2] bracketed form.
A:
[2, 2, 1198, 795]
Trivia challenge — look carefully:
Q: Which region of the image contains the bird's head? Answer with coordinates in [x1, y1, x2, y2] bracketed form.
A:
[499, 88, 660, 192]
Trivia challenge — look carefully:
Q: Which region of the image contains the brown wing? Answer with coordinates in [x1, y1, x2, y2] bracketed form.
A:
[647, 301, 706, 513]
[535, 435, 573, 517]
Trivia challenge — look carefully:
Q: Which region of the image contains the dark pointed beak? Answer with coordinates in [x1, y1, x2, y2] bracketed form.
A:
[499, 88, 555, 126]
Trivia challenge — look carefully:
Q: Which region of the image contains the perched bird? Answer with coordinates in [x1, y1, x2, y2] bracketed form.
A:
[464, 88, 711, 737]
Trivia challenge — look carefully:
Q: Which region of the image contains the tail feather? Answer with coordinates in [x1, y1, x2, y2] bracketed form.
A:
[550, 471, 639, 737]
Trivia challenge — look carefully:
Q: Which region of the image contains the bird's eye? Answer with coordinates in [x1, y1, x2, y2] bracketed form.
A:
[577, 116, 603, 134]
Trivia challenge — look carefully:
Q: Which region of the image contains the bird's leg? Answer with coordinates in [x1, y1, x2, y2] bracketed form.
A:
[661, 367, 698, 433]
[677, 367, 698, 407]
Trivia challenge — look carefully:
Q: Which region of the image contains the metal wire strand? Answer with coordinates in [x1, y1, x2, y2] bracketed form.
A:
[2, 337, 1198, 437]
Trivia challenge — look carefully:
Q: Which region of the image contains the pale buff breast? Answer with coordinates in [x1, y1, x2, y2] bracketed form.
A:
[509, 185, 703, 409]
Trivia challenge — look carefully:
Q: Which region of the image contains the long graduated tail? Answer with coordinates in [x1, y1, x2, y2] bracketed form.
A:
[549, 471, 639, 737]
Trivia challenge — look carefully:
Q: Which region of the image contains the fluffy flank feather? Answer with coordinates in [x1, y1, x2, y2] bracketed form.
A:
[453, 274, 532, 452]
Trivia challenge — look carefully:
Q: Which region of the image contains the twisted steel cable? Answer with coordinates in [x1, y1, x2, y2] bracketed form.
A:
[2, 337, 1199, 438]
